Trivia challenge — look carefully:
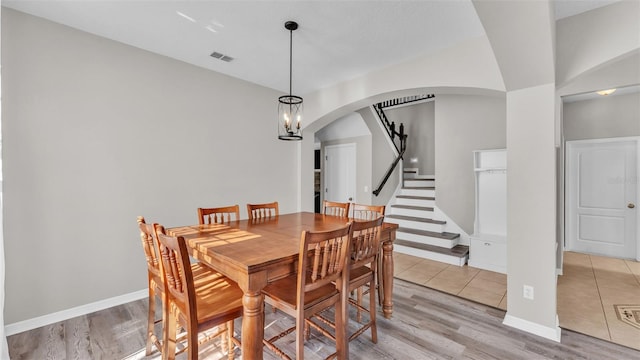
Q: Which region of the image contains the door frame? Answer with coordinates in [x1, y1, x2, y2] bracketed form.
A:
[565, 136, 640, 261]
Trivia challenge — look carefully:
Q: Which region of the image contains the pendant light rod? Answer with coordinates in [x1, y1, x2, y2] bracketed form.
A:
[285, 21, 298, 97]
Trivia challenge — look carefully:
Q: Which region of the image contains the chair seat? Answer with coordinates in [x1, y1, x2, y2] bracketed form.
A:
[175, 263, 244, 326]
[348, 266, 374, 291]
[263, 274, 339, 311]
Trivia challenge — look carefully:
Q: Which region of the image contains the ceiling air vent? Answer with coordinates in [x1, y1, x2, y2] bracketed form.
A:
[210, 51, 234, 62]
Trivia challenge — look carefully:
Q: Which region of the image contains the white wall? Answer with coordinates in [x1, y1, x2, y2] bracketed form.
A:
[556, 0, 640, 87]
[563, 92, 640, 141]
[434, 95, 506, 235]
[558, 51, 640, 97]
[504, 83, 559, 340]
[2, 9, 297, 325]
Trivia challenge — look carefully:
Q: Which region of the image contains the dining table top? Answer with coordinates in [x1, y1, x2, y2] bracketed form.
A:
[168, 211, 397, 275]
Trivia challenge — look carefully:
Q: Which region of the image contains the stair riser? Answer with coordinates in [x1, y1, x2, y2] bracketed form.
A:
[394, 245, 468, 266]
[399, 188, 435, 197]
[390, 208, 434, 218]
[395, 198, 435, 207]
[384, 218, 445, 232]
[404, 180, 435, 187]
[396, 232, 458, 249]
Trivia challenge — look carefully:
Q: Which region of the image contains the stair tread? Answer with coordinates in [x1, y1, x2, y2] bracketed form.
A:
[396, 227, 460, 240]
[386, 214, 446, 224]
[391, 204, 434, 211]
[395, 240, 469, 257]
[396, 195, 435, 200]
[402, 186, 435, 190]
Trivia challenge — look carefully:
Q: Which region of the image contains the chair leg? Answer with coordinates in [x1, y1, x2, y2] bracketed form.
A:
[165, 311, 177, 360]
[356, 287, 363, 323]
[369, 277, 378, 344]
[146, 282, 155, 356]
[377, 256, 384, 306]
[187, 322, 198, 360]
[296, 312, 306, 360]
[227, 320, 235, 360]
[220, 322, 228, 353]
[304, 321, 311, 341]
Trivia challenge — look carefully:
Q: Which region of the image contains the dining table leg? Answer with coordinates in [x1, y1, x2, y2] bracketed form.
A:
[381, 237, 394, 319]
[241, 274, 267, 360]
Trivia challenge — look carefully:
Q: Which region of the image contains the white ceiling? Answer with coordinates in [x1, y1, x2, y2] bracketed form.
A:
[2, 0, 623, 95]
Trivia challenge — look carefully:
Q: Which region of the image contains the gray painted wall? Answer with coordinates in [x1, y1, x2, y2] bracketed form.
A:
[358, 107, 398, 206]
[563, 92, 640, 141]
[2, 9, 297, 324]
[434, 95, 506, 235]
[384, 101, 435, 175]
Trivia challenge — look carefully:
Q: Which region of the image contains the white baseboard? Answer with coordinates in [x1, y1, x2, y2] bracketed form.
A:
[5, 289, 148, 336]
[503, 313, 561, 342]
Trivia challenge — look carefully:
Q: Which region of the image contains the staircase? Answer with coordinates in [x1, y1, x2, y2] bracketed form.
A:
[385, 169, 469, 266]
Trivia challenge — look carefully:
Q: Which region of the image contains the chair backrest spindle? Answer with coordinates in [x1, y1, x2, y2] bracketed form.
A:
[322, 200, 350, 218]
[247, 201, 279, 220]
[197, 205, 241, 224]
[352, 204, 385, 221]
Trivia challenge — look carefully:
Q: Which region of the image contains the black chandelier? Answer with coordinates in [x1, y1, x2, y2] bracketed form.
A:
[277, 21, 303, 141]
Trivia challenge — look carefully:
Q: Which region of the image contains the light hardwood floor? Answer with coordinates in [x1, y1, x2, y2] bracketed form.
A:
[8, 277, 640, 359]
[395, 251, 640, 352]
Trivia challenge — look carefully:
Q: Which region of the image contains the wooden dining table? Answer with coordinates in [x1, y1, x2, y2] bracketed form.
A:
[167, 211, 398, 360]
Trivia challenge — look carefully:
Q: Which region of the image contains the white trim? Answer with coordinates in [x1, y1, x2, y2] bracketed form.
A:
[4, 289, 147, 336]
[502, 313, 562, 342]
[565, 135, 640, 145]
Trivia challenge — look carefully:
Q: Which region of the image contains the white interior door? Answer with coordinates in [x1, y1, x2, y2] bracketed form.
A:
[324, 144, 356, 204]
[566, 138, 638, 259]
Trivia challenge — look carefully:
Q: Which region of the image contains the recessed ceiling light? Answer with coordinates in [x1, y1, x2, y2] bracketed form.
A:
[205, 25, 218, 33]
[209, 20, 225, 28]
[176, 11, 196, 23]
[596, 88, 616, 96]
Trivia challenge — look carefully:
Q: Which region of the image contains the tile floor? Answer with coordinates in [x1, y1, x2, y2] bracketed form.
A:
[557, 251, 640, 350]
[393, 251, 640, 351]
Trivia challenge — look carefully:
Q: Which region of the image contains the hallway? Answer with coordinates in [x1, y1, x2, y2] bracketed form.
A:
[394, 251, 640, 351]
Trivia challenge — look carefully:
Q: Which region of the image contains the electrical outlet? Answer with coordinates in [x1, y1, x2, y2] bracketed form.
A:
[523, 285, 534, 300]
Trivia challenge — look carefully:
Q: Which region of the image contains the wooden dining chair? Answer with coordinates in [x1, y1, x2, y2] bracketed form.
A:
[262, 223, 353, 360]
[351, 203, 386, 305]
[137, 216, 165, 356]
[246, 201, 279, 220]
[310, 217, 384, 344]
[322, 200, 350, 218]
[352, 203, 385, 220]
[155, 225, 244, 360]
[197, 205, 240, 224]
